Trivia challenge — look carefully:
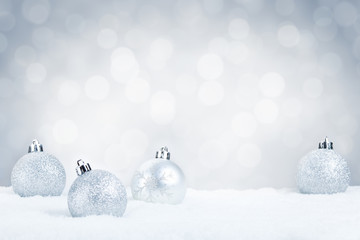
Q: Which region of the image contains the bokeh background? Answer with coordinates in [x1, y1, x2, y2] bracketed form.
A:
[0, 0, 359, 190]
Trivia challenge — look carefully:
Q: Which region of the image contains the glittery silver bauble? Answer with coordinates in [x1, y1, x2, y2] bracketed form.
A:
[131, 147, 186, 204]
[296, 137, 350, 194]
[11, 139, 66, 197]
[68, 160, 127, 217]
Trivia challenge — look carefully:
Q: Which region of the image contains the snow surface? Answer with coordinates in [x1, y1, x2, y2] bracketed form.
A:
[0, 186, 360, 240]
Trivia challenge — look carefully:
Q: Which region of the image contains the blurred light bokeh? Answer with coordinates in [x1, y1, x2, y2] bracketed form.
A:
[0, 0, 359, 190]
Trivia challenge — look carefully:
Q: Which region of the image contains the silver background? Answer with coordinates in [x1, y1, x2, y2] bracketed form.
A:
[0, 0, 359, 190]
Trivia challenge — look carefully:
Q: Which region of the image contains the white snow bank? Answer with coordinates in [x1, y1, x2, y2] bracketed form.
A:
[0, 187, 359, 240]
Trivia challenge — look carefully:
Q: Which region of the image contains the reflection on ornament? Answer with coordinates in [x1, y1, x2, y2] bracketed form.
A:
[131, 146, 186, 204]
[11, 139, 66, 197]
[296, 137, 350, 194]
[67, 160, 127, 217]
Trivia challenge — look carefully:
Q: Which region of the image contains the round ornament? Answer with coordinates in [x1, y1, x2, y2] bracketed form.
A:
[11, 139, 66, 197]
[131, 146, 186, 204]
[296, 137, 350, 194]
[68, 160, 127, 217]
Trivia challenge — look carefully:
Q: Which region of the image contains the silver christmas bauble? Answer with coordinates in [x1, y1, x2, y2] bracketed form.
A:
[296, 137, 350, 194]
[131, 147, 186, 204]
[68, 160, 127, 217]
[11, 139, 66, 197]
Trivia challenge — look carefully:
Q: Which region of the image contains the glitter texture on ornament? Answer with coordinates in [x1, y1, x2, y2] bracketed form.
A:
[11, 139, 66, 197]
[67, 160, 127, 217]
[296, 137, 350, 194]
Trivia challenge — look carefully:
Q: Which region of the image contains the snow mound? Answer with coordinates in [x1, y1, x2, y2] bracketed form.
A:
[0, 187, 359, 240]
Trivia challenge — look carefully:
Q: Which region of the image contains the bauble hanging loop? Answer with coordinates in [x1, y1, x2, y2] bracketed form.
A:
[318, 136, 333, 150]
[296, 137, 350, 194]
[131, 146, 186, 204]
[155, 146, 170, 160]
[28, 139, 43, 153]
[75, 159, 91, 176]
[67, 159, 127, 217]
[11, 139, 66, 197]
